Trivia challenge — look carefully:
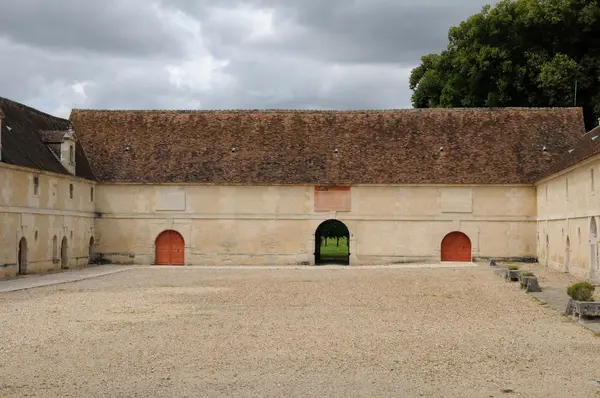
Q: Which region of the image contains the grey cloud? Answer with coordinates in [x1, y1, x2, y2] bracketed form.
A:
[268, 0, 489, 64]
[176, 0, 489, 64]
[0, 0, 491, 117]
[0, 0, 187, 57]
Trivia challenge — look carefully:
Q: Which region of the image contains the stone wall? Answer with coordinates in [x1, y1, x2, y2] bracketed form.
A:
[94, 184, 536, 265]
[0, 163, 96, 278]
[536, 154, 600, 280]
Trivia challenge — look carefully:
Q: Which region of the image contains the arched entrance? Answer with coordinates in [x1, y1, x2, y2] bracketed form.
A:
[315, 220, 350, 265]
[591, 218, 598, 273]
[52, 235, 58, 263]
[441, 232, 472, 262]
[155, 230, 185, 265]
[18, 237, 28, 275]
[61, 237, 68, 269]
[545, 235, 550, 267]
[565, 236, 570, 272]
[88, 237, 95, 264]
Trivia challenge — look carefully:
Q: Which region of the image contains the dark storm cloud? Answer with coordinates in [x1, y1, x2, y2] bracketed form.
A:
[175, 0, 489, 64]
[0, 0, 491, 117]
[0, 0, 186, 56]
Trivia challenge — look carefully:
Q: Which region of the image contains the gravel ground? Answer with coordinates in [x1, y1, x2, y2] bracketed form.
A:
[1, 265, 600, 397]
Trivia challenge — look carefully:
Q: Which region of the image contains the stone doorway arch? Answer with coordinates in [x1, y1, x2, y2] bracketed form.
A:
[88, 237, 95, 264]
[155, 230, 185, 265]
[441, 232, 472, 262]
[545, 235, 550, 267]
[61, 237, 69, 269]
[315, 220, 350, 265]
[18, 237, 28, 275]
[591, 217, 598, 274]
[565, 236, 570, 272]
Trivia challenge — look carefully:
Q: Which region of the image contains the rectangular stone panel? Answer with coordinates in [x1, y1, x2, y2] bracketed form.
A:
[314, 186, 351, 212]
[440, 188, 473, 213]
[156, 188, 186, 211]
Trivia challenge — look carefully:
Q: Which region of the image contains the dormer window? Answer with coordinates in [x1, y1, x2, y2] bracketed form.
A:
[40, 128, 76, 175]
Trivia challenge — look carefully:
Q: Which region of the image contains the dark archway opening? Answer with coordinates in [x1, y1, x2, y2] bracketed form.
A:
[61, 237, 68, 269]
[315, 220, 350, 265]
[88, 237, 95, 264]
[18, 237, 28, 275]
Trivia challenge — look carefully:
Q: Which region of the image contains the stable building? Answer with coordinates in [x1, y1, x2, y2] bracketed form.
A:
[1, 96, 599, 281]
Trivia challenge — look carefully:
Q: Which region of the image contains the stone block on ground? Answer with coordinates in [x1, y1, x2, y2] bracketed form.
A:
[504, 269, 521, 282]
[526, 277, 542, 292]
[574, 301, 600, 317]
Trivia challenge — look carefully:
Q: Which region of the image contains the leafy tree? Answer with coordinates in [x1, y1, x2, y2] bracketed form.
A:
[319, 221, 349, 247]
[410, 0, 600, 130]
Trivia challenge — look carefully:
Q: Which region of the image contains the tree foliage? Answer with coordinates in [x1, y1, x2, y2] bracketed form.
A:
[319, 221, 349, 239]
[318, 221, 349, 248]
[410, 0, 600, 130]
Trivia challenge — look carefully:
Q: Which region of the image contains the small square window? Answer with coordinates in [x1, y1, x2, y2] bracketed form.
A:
[33, 175, 39, 195]
[90, 187, 94, 202]
[69, 184, 74, 199]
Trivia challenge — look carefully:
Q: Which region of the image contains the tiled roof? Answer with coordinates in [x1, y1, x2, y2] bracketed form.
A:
[39, 130, 69, 143]
[0, 97, 96, 180]
[538, 126, 600, 180]
[69, 108, 585, 184]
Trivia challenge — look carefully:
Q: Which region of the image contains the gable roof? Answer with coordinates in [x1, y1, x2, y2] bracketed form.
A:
[69, 108, 585, 185]
[538, 125, 600, 180]
[0, 97, 96, 180]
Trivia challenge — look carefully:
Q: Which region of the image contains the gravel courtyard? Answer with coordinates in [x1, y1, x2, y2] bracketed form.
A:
[1, 265, 600, 397]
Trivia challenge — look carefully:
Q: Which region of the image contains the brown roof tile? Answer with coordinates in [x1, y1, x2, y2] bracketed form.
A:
[538, 126, 600, 180]
[69, 108, 586, 184]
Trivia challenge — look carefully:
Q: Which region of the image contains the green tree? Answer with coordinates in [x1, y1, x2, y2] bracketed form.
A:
[410, 0, 600, 130]
[319, 221, 349, 247]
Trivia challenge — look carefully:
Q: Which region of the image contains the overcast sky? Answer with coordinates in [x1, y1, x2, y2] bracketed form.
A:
[0, 0, 490, 118]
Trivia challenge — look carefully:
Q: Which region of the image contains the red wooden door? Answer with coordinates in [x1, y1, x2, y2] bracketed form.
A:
[441, 232, 472, 262]
[155, 230, 184, 265]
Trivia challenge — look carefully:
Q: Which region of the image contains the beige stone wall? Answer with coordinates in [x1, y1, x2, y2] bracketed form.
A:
[0, 163, 96, 278]
[536, 154, 600, 280]
[94, 184, 536, 265]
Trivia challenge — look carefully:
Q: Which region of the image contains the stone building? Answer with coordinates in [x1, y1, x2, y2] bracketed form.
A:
[0, 96, 598, 280]
[0, 98, 96, 278]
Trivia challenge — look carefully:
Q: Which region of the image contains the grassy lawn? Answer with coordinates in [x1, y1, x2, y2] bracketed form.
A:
[320, 237, 349, 258]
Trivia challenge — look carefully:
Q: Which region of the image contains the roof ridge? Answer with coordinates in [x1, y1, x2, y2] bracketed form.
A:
[70, 107, 582, 114]
[0, 96, 71, 123]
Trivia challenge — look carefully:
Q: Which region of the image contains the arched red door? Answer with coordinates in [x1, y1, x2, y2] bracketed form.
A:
[155, 230, 184, 265]
[441, 232, 472, 262]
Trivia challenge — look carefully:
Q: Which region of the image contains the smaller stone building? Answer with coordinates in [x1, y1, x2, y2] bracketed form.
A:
[0, 98, 96, 278]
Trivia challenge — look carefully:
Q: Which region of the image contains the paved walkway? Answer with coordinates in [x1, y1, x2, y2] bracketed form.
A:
[0, 265, 129, 293]
[489, 262, 600, 334]
[140, 262, 478, 270]
[0, 262, 477, 293]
